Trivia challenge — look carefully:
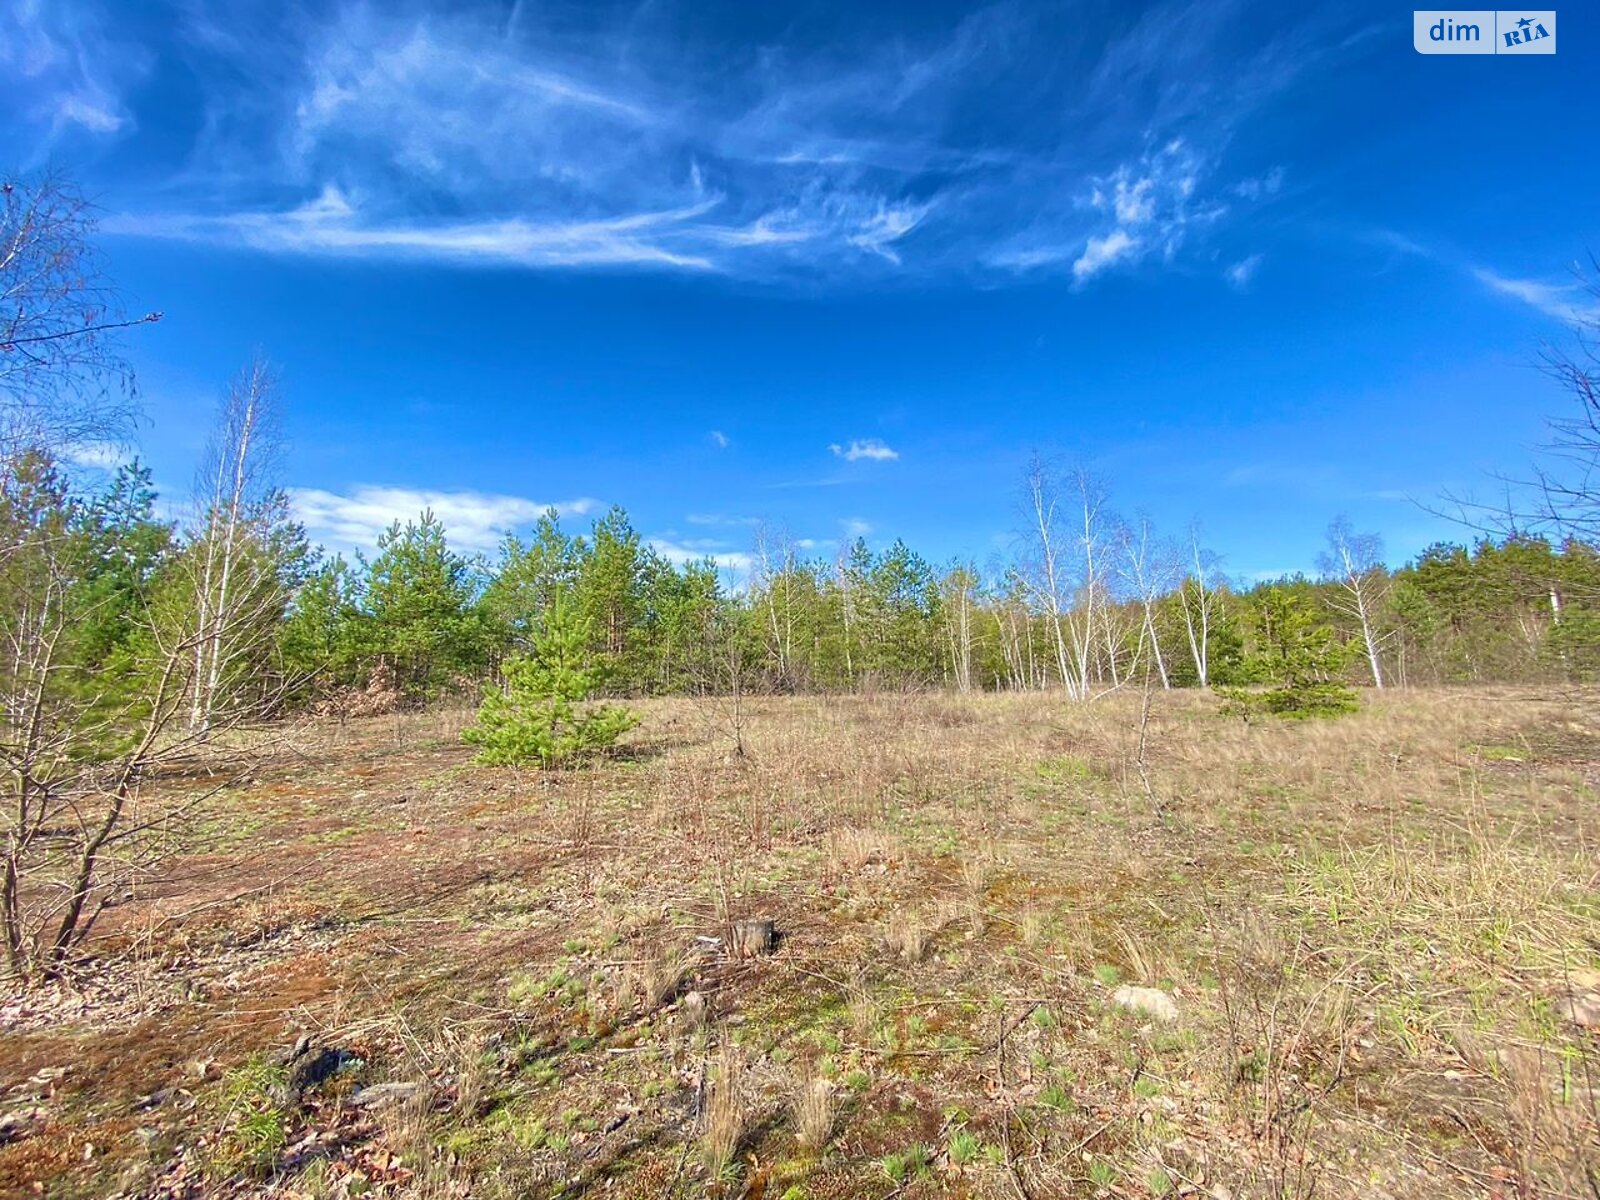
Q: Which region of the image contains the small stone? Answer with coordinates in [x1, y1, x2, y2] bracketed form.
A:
[133, 1087, 175, 1111]
[1111, 985, 1180, 1023]
[350, 1082, 423, 1110]
[1558, 992, 1600, 1029]
[681, 990, 707, 1029]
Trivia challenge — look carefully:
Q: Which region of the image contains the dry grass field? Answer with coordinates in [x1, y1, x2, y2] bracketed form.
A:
[2, 688, 1597, 1199]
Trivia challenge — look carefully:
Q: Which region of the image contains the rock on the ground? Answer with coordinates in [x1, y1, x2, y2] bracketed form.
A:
[1111, 984, 1180, 1023]
[350, 1081, 424, 1109]
[1558, 991, 1600, 1029]
[680, 990, 707, 1029]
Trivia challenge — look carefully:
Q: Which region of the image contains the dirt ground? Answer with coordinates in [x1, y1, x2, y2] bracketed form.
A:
[2, 688, 1597, 1199]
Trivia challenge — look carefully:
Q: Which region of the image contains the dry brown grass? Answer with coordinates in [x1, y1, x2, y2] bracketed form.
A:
[628, 937, 698, 1014]
[701, 1041, 748, 1172]
[793, 1075, 836, 1154]
[884, 907, 937, 964]
[2, 686, 1596, 1199]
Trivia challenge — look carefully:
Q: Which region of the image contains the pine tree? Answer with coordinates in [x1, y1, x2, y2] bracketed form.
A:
[1223, 581, 1357, 718]
[482, 510, 581, 656]
[463, 598, 639, 766]
[363, 510, 487, 697]
[575, 505, 644, 688]
[279, 555, 362, 699]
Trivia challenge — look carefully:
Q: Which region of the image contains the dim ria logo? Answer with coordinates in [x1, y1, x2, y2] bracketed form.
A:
[1414, 10, 1555, 53]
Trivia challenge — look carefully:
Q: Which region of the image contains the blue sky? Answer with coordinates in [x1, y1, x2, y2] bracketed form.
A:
[4, 0, 1597, 581]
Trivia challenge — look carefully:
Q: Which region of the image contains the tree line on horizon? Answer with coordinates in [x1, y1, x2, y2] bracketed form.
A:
[242, 486, 1600, 704]
[52, 439, 1597, 715]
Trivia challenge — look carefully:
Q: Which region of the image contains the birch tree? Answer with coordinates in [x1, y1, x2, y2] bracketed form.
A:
[1020, 456, 1082, 698]
[184, 359, 301, 732]
[1319, 516, 1390, 689]
[0, 453, 274, 980]
[1530, 276, 1600, 540]
[938, 563, 979, 693]
[1017, 458, 1118, 699]
[1, 172, 160, 465]
[1116, 514, 1174, 689]
[1177, 524, 1222, 687]
[1067, 466, 1115, 695]
[752, 523, 800, 688]
[992, 570, 1035, 691]
[834, 539, 868, 689]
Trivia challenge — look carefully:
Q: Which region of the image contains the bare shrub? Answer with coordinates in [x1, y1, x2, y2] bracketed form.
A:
[312, 661, 404, 721]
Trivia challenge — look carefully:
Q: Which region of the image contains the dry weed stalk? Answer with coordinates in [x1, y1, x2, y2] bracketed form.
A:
[1204, 898, 1359, 1200]
[960, 849, 994, 936]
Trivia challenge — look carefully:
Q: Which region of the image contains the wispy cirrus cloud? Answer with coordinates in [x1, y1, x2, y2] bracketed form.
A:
[1, 0, 146, 145]
[1471, 268, 1600, 325]
[829, 438, 899, 462]
[62, 440, 127, 469]
[1366, 231, 1600, 325]
[1225, 253, 1263, 289]
[1073, 230, 1140, 283]
[991, 138, 1229, 281]
[55, 0, 1351, 284]
[114, 188, 726, 270]
[289, 484, 600, 554]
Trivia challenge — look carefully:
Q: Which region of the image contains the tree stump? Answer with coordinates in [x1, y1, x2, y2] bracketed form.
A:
[729, 918, 775, 958]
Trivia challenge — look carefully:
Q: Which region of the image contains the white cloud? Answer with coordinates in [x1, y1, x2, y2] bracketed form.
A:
[112, 200, 725, 271]
[841, 517, 873, 538]
[844, 201, 930, 264]
[1472, 268, 1600, 324]
[289, 485, 600, 554]
[708, 430, 730, 448]
[70, 2, 1337, 283]
[1244, 565, 1310, 583]
[1112, 175, 1156, 225]
[1225, 254, 1263, 288]
[986, 246, 1076, 271]
[828, 438, 900, 462]
[2, 2, 142, 144]
[1356, 233, 1599, 325]
[647, 538, 754, 574]
[63, 441, 126, 469]
[997, 139, 1224, 283]
[96, 5, 945, 277]
[1222, 463, 1341, 492]
[1234, 167, 1284, 200]
[55, 94, 123, 134]
[1073, 230, 1139, 282]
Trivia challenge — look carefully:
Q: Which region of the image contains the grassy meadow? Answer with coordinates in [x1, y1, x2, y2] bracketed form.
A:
[1, 687, 1597, 1199]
